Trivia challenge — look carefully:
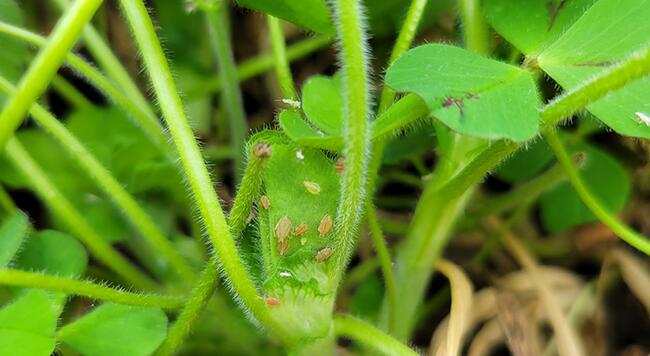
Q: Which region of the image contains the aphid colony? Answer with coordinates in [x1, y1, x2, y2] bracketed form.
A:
[259, 187, 334, 260]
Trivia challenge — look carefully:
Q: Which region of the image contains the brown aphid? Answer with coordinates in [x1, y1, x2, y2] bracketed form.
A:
[318, 215, 333, 237]
[294, 223, 308, 236]
[315, 247, 333, 262]
[260, 195, 270, 210]
[303, 180, 321, 194]
[275, 215, 292, 241]
[335, 158, 345, 175]
[265, 297, 280, 307]
[246, 210, 256, 224]
[278, 237, 289, 256]
[253, 142, 272, 158]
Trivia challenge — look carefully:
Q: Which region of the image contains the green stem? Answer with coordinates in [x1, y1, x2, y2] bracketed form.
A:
[156, 258, 220, 356]
[189, 34, 332, 97]
[203, 4, 247, 181]
[51, 75, 92, 108]
[544, 130, 650, 255]
[267, 16, 298, 100]
[0, 22, 169, 151]
[0, 76, 195, 283]
[0, 269, 183, 309]
[365, 204, 397, 331]
[0, 185, 16, 215]
[158, 150, 268, 354]
[463, 154, 584, 227]
[386, 41, 650, 340]
[0, 0, 103, 152]
[541, 45, 650, 127]
[333, 315, 419, 356]
[52, 0, 154, 116]
[377, 0, 429, 113]
[459, 0, 489, 55]
[331, 0, 372, 280]
[228, 154, 268, 236]
[5, 138, 157, 290]
[118, 0, 285, 337]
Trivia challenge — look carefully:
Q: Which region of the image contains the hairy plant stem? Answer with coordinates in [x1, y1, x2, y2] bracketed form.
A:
[204, 3, 247, 181]
[267, 16, 298, 100]
[118, 0, 286, 339]
[333, 315, 419, 356]
[0, 269, 183, 309]
[4, 138, 157, 290]
[0, 0, 103, 152]
[0, 76, 195, 283]
[158, 149, 270, 355]
[331, 0, 372, 282]
[156, 258, 220, 356]
[544, 130, 650, 255]
[52, 0, 154, 117]
[386, 43, 650, 339]
[189, 34, 332, 97]
[0, 22, 169, 151]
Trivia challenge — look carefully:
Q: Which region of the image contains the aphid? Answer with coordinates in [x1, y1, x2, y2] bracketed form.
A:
[260, 195, 270, 210]
[281, 98, 301, 109]
[279, 271, 292, 278]
[265, 297, 281, 307]
[303, 181, 321, 194]
[300, 237, 307, 246]
[318, 215, 333, 237]
[296, 150, 305, 160]
[335, 158, 345, 175]
[275, 215, 292, 241]
[294, 223, 309, 236]
[246, 210, 256, 224]
[315, 247, 333, 262]
[278, 237, 289, 256]
[253, 142, 272, 158]
[635, 112, 650, 126]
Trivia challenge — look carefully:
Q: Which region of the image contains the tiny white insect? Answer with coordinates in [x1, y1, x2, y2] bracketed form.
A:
[281, 98, 301, 109]
[279, 271, 292, 278]
[635, 112, 650, 126]
[296, 150, 305, 160]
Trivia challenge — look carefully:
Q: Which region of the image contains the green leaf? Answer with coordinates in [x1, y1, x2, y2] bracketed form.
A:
[495, 139, 554, 182]
[0, 289, 58, 356]
[234, 0, 335, 34]
[0, 0, 27, 107]
[385, 44, 541, 141]
[15, 230, 88, 278]
[540, 143, 631, 231]
[349, 274, 383, 320]
[0, 211, 29, 267]
[278, 110, 343, 151]
[58, 303, 168, 356]
[536, 0, 650, 139]
[484, 0, 597, 55]
[302, 75, 344, 136]
[260, 144, 340, 277]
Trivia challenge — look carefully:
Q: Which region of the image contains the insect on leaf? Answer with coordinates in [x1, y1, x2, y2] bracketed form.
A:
[385, 44, 542, 141]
